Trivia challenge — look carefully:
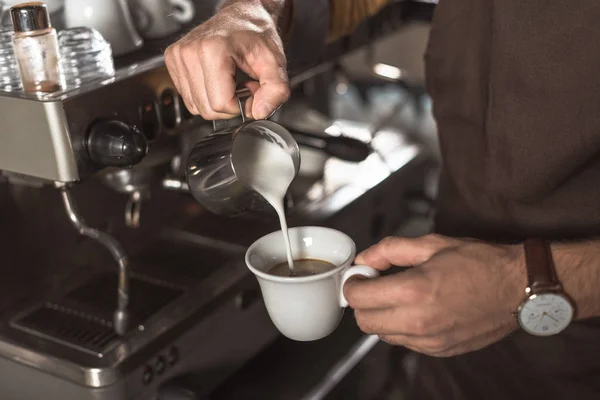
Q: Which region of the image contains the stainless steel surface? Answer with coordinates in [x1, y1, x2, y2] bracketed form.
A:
[10, 2, 51, 32]
[0, 95, 76, 181]
[58, 185, 130, 335]
[0, 240, 255, 388]
[186, 88, 301, 216]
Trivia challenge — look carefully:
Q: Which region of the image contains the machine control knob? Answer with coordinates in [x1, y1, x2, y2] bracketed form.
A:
[86, 120, 148, 167]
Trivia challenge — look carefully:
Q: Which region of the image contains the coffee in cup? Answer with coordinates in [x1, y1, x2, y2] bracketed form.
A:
[268, 258, 336, 277]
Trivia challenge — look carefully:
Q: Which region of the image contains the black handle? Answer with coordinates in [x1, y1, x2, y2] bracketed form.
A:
[291, 130, 371, 163]
[86, 120, 148, 167]
[321, 135, 371, 162]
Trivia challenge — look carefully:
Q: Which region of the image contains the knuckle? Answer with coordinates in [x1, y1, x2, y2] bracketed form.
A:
[164, 44, 178, 60]
[197, 37, 227, 55]
[198, 106, 216, 120]
[397, 281, 426, 304]
[179, 42, 200, 60]
[180, 96, 195, 112]
[379, 236, 401, 250]
[207, 93, 230, 113]
[423, 233, 444, 242]
[422, 233, 449, 249]
[354, 312, 381, 334]
[379, 335, 402, 346]
[424, 337, 451, 354]
[410, 313, 437, 336]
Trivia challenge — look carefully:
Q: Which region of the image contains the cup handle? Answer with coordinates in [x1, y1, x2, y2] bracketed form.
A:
[339, 265, 380, 307]
[169, 0, 195, 24]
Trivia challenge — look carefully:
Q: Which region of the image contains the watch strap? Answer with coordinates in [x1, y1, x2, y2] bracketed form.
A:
[523, 238, 561, 292]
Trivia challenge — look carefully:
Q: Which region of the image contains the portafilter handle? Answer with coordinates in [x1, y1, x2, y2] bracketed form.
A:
[57, 184, 130, 335]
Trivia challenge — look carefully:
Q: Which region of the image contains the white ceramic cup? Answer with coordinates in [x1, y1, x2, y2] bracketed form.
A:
[63, 0, 143, 56]
[132, 0, 195, 39]
[246, 226, 380, 341]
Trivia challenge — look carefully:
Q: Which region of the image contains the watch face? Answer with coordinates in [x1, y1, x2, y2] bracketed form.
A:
[518, 293, 574, 336]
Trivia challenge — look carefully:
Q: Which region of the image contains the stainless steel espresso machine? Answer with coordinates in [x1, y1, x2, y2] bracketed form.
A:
[0, 2, 436, 399]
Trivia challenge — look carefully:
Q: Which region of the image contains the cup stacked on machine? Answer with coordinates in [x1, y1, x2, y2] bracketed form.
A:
[58, 27, 115, 89]
[0, 30, 22, 92]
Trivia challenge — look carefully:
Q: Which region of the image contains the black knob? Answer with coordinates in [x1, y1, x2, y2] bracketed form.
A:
[86, 120, 148, 167]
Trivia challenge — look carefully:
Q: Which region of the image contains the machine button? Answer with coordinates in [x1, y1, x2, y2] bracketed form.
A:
[140, 101, 161, 141]
[142, 366, 154, 384]
[86, 120, 148, 167]
[155, 356, 167, 375]
[166, 346, 179, 366]
[160, 89, 180, 129]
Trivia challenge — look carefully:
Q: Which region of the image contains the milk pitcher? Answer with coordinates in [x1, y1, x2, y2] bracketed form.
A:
[186, 88, 301, 216]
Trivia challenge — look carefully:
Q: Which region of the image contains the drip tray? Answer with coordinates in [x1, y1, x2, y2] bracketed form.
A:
[10, 272, 184, 356]
[132, 237, 236, 286]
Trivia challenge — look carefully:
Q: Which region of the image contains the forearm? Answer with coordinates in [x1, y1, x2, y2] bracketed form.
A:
[552, 241, 600, 320]
[217, 0, 293, 39]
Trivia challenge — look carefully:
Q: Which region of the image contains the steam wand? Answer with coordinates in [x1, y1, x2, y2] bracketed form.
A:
[56, 184, 130, 336]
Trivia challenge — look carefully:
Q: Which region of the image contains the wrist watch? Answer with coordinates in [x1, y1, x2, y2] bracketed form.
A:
[516, 238, 575, 336]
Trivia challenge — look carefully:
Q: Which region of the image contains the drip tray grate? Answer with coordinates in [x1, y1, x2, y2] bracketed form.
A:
[10, 272, 184, 356]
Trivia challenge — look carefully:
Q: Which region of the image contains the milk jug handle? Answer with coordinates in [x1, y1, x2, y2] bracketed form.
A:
[236, 87, 252, 122]
[211, 87, 253, 132]
[234, 86, 284, 120]
[211, 87, 286, 132]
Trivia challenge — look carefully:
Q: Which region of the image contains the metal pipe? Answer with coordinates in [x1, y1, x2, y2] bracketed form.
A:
[301, 335, 380, 400]
[57, 184, 130, 335]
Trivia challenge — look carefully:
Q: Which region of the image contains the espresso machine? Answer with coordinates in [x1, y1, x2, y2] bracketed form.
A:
[0, 1, 436, 399]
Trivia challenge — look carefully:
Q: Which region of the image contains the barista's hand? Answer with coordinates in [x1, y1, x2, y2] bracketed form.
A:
[344, 234, 527, 357]
[164, 0, 290, 120]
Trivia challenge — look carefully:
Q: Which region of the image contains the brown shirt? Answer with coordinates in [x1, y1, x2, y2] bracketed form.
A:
[419, 0, 600, 399]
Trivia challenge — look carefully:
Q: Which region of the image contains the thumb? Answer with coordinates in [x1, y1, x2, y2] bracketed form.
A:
[246, 49, 290, 119]
[355, 235, 453, 270]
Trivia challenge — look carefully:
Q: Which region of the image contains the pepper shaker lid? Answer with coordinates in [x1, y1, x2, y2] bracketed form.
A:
[10, 2, 51, 33]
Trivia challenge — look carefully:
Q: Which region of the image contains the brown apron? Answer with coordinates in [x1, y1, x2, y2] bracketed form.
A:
[414, 0, 600, 398]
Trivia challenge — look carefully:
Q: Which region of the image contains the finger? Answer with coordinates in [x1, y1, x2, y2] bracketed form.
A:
[243, 43, 290, 119]
[165, 46, 199, 115]
[379, 323, 515, 358]
[182, 50, 234, 120]
[344, 269, 429, 309]
[354, 307, 445, 336]
[355, 234, 453, 270]
[199, 38, 243, 116]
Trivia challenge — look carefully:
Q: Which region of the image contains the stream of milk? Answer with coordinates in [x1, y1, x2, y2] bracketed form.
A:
[233, 129, 297, 274]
